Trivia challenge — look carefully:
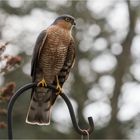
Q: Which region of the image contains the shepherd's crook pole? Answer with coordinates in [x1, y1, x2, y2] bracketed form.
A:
[7, 83, 94, 140]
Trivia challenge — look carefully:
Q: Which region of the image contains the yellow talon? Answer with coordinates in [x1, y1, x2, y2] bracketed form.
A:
[56, 76, 62, 95]
[37, 78, 47, 87]
[56, 84, 62, 95]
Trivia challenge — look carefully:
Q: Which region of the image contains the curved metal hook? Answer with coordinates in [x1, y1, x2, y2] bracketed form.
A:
[7, 83, 94, 139]
[60, 93, 94, 136]
[7, 83, 36, 139]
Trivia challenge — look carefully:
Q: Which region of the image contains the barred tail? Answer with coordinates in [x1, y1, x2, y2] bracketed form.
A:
[26, 87, 53, 125]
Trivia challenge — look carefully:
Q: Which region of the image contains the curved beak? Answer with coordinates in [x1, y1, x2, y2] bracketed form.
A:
[73, 21, 76, 25]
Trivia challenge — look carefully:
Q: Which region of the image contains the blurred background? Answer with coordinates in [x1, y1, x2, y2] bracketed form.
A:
[0, 0, 140, 139]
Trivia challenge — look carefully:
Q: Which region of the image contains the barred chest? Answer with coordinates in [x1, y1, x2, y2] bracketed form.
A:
[47, 26, 71, 48]
[38, 26, 72, 83]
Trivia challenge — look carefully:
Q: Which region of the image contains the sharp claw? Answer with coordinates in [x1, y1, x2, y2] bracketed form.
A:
[56, 84, 62, 95]
[56, 76, 62, 95]
[37, 78, 47, 87]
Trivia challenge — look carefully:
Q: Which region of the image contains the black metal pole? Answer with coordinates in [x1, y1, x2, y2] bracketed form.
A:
[60, 93, 94, 136]
[7, 83, 36, 139]
[7, 83, 94, 139]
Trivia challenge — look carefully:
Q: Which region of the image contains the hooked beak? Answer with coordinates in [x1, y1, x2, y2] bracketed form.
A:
[73, 21, 76, 26]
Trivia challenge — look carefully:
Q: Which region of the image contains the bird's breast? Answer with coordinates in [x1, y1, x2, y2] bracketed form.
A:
[47, 27, 71, 46]
[39, 27, 71, 83]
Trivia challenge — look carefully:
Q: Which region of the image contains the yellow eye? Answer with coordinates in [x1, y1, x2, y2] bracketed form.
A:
[65, 17, 70, 22]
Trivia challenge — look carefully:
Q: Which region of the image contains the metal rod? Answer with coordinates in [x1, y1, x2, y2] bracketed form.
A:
[7, 83, 94, 139]
[60, 93, 94, 136]
[7, 83, 36, 139]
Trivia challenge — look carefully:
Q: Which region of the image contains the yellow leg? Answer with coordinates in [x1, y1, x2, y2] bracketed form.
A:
[37, 78, 47, 87]
[56, 76, 62, 95]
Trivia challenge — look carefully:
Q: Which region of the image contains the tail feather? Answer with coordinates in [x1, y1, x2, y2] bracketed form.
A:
[26, 87, 53, 125]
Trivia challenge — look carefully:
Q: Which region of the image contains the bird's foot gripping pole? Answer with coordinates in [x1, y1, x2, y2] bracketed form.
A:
[55, 76, 63, 95]
[37, 78, 47, 87]
[7, 83, 94, 140]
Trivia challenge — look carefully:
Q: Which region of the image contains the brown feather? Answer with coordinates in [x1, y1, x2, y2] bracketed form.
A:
[26, 18, 75, 125]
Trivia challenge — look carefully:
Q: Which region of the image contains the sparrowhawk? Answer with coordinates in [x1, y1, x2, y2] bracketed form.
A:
[26, 15, 76, 125]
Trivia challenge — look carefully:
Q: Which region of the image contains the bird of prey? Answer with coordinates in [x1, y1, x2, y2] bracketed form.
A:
[26, 15, 76, 125]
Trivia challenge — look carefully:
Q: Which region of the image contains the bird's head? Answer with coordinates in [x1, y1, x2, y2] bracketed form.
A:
[53, 15, 76, 30]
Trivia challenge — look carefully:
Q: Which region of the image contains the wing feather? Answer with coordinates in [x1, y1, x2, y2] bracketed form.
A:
[58, 38, 76, 86]
[31, 30, 47, 81]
